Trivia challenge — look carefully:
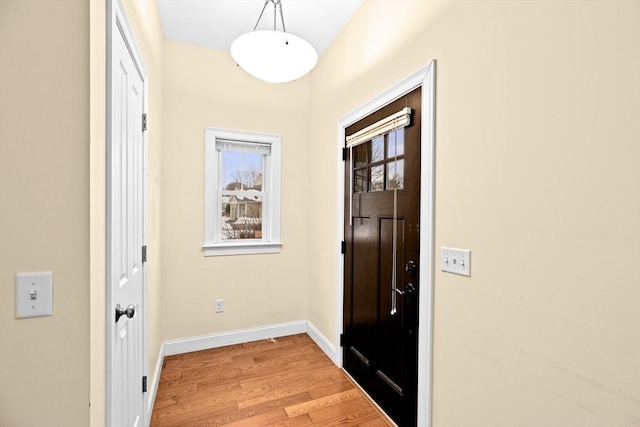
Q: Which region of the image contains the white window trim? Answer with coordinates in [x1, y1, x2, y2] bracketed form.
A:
[204, 127, 282, 256]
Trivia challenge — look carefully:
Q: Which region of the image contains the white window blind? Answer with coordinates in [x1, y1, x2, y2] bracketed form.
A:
[346, 107, 412, 148]
[215, 139, 271, 155]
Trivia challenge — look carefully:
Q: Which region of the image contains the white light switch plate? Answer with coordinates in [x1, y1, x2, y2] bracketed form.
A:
[16, 272, 54, 318]
[441, 247, 471, 276]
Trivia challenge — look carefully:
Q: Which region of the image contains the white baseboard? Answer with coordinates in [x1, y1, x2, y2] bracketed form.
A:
[163, 320, 307, 356]
[306, 321, 339, 365]
[146, 343, 164, 427]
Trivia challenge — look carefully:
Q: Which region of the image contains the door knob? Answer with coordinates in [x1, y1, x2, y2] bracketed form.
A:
[405, 282, 416, 295]
[394, 283, 416, 296]
[115, 303, 135, 322]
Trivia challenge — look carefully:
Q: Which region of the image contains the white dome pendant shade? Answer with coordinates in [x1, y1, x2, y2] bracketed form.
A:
[230, 0, 318, 83]
[231, 30, 317, 83]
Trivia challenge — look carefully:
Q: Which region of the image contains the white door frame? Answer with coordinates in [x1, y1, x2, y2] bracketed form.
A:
[106, 0, 149, 425]
[336, 61, 436, 427]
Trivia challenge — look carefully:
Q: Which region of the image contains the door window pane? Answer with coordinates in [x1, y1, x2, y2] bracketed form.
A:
[354, 168, 368, 193]
[387, 159, 404, 190]
[371, 136, 384, 162]
[387, 128, 404, 158]
[354, 145, 368, 168]
[371, 165, 384, 191]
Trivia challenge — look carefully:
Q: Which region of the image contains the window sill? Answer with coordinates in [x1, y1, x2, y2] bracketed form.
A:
[203, 241, 282, 256]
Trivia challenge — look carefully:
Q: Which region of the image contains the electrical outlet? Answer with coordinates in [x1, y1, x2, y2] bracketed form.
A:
[215, 299, 224, 313]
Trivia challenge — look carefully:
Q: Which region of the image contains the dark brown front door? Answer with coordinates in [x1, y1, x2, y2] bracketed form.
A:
[343, 88, 421, 426]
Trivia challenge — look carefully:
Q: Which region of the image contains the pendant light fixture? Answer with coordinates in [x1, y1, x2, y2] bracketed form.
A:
[230, 0, 318, 83]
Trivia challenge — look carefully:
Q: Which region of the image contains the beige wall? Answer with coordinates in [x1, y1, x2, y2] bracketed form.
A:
[0, 1, 90, 426]
[161, 40, 310, 340]
[309, 1, 639, 426]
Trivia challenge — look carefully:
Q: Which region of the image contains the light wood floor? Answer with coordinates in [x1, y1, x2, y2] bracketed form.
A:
[150, 333, 392, 426]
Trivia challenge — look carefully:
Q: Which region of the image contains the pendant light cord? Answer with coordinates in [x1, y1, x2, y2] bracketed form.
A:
[252, 0, 287, 34]
[253, 0, 269, 31]
[278, 0, 287, 33]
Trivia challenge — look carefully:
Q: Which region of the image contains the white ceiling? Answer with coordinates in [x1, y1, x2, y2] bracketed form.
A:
[157, 0, 363, 57]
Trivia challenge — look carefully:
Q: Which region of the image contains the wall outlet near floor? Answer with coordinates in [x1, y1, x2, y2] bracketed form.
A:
[215, 299, 224, 313]
[441, 247, 471, 276]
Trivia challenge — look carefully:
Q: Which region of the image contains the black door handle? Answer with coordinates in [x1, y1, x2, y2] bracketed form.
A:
[395, 283, 416, 296]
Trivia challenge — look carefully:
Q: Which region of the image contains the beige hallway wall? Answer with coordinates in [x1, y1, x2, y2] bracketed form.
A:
[308, 1, 640, 426]
[161, 40, 310, 340]
[0, 1, 90, 425]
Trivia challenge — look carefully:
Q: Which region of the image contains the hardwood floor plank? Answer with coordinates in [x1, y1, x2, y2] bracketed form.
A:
[202, 392, 313, 426]
[220, 408, 289, 427]
[150, 333, 390, 427]
[239, 358, 294, 376]
[307, 380, 355, 400]
[247, 370, 316, 391]
[308, 397, 378, 425]
[155, 380, 198, 400]
[173, 355, 235, 375]
[284, 389, 361, 418]
[181, 364, 243, 381]
[358, 418, 393, 427]
[236, 372, 330, 405]
[311, 366, 352, 383]
[237, 376, 333, 410]
[265, 414, 314, 426]
[157, 368, 182, 381]
[152, 398, 177, 410]
[196, 379, 242, 394]
[151, 399, 237, 427]
[288, 356, 338, 370]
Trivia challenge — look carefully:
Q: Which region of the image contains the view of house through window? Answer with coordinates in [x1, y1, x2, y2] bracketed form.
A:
[220, 145, 266, 240]
[204, 128, 281, 256]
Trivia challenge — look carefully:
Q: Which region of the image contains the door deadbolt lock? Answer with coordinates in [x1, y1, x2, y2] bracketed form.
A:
[405, 260, 417, 275]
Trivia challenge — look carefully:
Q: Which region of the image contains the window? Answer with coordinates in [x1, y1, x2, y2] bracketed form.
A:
[352, 129, 405, 193]
[204, 128, 281, 256]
